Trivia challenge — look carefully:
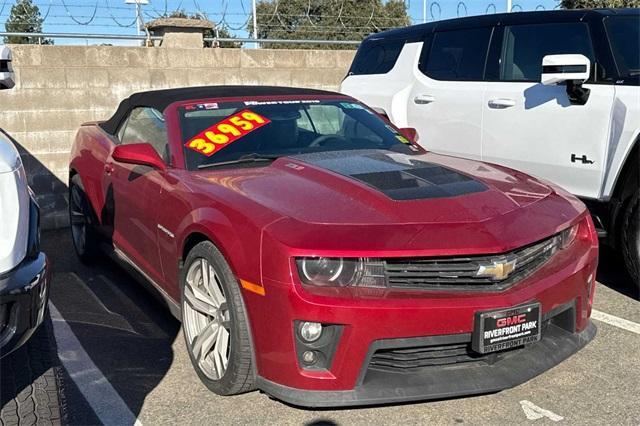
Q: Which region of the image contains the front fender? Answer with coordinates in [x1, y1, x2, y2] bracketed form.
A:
[174, 206, 263, 285]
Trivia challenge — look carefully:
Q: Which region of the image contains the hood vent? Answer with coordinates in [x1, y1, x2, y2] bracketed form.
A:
[292, 150, 487, 201]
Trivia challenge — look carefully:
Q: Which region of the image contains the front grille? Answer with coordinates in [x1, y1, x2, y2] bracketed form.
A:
[368, 320, 554, 374]
[370, 320, 551, 373]
[369, 342, 495, 373]
[384, 235, 558, 291]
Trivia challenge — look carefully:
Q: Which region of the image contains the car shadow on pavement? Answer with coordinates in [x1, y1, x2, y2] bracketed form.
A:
[305, 420, 338, 426]
[596, 245, 638, 300]
[43, 229, 180, 424]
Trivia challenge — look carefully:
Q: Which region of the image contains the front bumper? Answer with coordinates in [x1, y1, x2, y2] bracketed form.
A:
[0, 252, 50, 358]
[244, 234, 598, 407]
[258, 309, 596, 407]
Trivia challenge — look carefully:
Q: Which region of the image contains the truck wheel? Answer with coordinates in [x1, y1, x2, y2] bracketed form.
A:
[69, 174, 99, 263]
[0, 318, 63, 425]
[181, 241, 256, 396]
[621, 190, 640, 291]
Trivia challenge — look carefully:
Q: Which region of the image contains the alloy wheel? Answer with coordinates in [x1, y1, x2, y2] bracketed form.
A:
[183, 258, 231, 380]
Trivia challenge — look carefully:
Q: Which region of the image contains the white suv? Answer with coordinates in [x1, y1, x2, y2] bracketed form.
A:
[342, 9, 640, 288]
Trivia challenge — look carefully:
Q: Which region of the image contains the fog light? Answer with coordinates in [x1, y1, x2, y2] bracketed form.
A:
[302, 350, 316, 364]
[299, 321, 322, 342]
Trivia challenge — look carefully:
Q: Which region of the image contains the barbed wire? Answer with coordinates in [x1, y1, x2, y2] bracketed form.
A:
[430, 2, 442, 20]
[456, 1, 467, 17]
[60, 0, 97, 25]
[0, 0, 560, 35]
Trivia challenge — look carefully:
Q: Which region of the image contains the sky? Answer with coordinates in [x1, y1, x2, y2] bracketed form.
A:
[0, 0, 560, 45]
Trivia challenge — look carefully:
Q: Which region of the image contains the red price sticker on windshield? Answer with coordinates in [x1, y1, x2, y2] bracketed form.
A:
[185, 109, 271, 157]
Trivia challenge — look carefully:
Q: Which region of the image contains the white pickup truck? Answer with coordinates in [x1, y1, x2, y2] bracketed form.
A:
[342, 9, 640, 289]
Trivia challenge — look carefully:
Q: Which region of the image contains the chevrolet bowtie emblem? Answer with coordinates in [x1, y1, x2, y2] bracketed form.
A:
[476, 257, 518, 281]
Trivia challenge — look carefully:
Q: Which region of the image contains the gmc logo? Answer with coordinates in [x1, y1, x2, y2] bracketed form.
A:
[496, 314, 526, 328]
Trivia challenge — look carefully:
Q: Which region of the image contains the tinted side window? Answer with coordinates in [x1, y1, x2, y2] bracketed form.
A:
[423, 27, 492, 81]
[605, 16, 640, 79]
[500, 23, 594, 82]
[119, 107, 169, 162]
[349, 38, 405, 75]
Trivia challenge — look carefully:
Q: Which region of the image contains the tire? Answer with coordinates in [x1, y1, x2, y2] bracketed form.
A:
[621, 190, 640, 291]
[69, 174, 99, 263]
[1, 318, 63, 426]
[181, 241, 256, 395]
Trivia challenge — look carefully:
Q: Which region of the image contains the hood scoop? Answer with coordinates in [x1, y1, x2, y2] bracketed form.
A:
[291, 150, 488, 201]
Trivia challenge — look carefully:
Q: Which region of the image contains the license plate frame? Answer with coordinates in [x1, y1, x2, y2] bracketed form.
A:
[472, 302, 542, 354]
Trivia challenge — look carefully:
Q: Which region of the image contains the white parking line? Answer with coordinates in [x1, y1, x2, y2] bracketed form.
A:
[591, 309, 640, 335]
[49, 302, 143, 426]
[520, 400, 564, 422]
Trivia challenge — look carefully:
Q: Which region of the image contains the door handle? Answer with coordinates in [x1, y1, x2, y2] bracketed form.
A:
[413, 94, 436, 105]
[104, 163, 114, 175]
[488, 98, 516, 109]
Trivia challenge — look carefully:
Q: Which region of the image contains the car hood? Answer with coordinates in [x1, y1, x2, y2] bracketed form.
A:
[194, 150, 585, 252]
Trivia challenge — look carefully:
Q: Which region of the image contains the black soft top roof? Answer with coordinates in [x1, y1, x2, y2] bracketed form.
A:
[100, 85, 340, 135]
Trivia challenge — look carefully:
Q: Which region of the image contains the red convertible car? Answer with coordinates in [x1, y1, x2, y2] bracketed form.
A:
[68, 86, 598, 407]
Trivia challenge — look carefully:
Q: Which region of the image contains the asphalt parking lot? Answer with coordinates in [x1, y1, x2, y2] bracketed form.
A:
[42, 229, 639, 425]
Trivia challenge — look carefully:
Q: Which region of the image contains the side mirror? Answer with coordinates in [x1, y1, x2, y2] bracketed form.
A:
[541, 54, 590, 85]
[0, 46, 15, 90]
[112, 143, 166, 171]
[541, 54, 591, 105]
[399, 127, 419, 144]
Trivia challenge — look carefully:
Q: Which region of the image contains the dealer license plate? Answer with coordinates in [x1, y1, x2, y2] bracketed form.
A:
[472, 303, 542, 354]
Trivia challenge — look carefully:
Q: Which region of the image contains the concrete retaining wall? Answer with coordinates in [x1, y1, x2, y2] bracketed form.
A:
[0, 45, 355, 229]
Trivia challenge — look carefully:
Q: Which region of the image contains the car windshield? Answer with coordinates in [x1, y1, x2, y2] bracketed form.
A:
[605, 16, 640, 78]
[178, 98, 416, 170]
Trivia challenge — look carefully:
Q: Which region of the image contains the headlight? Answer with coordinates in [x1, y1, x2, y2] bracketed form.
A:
[559, 223, 579, 249]
[296, 257, 386, 288]
[300, 257, 351, 284]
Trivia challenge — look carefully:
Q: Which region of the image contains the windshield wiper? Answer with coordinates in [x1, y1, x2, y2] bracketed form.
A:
[197, 153, 281, 169]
